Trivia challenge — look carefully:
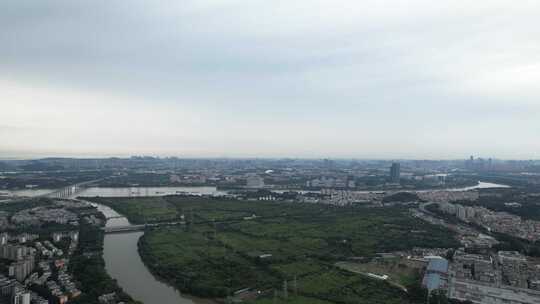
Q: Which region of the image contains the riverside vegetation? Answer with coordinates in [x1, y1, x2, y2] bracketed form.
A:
[86, 196, 460, 304]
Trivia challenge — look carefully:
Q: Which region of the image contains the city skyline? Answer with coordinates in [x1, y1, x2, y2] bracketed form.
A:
[2, 0, 540, 159]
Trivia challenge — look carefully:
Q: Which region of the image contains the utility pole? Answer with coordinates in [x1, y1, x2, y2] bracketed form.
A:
[213, 219, 217, 239]
[294, 275, 298, 296]
[225, 288, 232, 304]
[283, 280, 288, 300]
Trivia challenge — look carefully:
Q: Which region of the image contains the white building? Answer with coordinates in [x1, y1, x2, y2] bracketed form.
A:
[0, 233, 8, 246]
[13, 290, 31, 304]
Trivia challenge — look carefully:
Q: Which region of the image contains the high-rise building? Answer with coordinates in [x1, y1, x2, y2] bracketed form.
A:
[390, 163, 400, 183]
[0, 245, 24, 261]
[9, 258, 35, 282]
[0, 233, 8, 246]
[12, 290, 30, 304]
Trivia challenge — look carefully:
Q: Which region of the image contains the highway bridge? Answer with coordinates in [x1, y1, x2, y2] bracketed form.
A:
[46, 184, 86, 199]
[102, 214, 312, 234]
[103, 221, 186, 234]
[103, 224, 147, 233]
[45, 177, 112, 199]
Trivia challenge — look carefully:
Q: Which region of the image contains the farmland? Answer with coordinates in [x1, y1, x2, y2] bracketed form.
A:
[94, 196, 459, 303]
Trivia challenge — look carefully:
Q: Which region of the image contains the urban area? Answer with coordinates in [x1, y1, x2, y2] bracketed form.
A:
[1, 157, 540, 304]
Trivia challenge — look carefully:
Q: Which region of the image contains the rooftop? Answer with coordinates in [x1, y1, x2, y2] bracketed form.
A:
[423, 273, 443, 291]
[426, 258, 449, 274]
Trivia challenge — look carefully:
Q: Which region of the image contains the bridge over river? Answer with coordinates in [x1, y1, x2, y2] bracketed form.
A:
[45, 178, 109, 199]
[103, 221, 186, 234]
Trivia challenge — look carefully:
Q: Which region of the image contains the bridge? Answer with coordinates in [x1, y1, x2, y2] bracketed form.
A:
[103, 221, 186, 234]
[45, 178, 108, 199]
[103, 224, 147, 233]
[106, 215, 126, 220]
[46, 185, 86, 199]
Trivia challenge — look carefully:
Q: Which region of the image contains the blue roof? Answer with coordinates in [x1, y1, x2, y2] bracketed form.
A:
[426, 258, 448, 273]
[423, 273, 442, 291]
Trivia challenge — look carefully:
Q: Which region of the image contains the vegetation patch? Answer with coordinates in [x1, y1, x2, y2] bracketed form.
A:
[109, 196, 461, 303]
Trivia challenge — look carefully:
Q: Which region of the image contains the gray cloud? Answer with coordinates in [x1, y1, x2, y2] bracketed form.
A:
[1, 0, 539, 158]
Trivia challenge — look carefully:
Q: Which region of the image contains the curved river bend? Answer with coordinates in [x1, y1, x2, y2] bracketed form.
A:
[96, 204, 197, 304]
[81, 182, 509, 304]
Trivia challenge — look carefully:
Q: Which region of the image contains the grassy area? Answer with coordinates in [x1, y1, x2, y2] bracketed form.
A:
[336, 258, 423, 287]
[139, 225, 276, 298]
[297, 269, 407, 304]
[96, 196, 458, 303]
[270, 261, 325, 278]
[247, 295, 335, 304]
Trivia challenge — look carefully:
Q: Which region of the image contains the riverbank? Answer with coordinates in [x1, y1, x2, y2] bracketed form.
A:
[2, 181, 510, 201]
[70, 220, 139, 304]
[133, 198, 457, 304]
[136, 237, 221, 303]
[91, 200, 219, 304]
[137, 233, 224, 302]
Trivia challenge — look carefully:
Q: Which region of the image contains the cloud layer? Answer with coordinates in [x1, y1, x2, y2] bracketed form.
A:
[1, 0, 539, 158]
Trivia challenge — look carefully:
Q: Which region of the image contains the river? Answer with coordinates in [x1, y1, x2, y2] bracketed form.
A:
[95, 203, 198, 304]
[2, 181, 510, 199]
[47, 182, 508, 303]
[416, 181, 511, 193]
[450, 181, 510, 191]
[78, 186, 227, 197]
[1, 186, 226, 198]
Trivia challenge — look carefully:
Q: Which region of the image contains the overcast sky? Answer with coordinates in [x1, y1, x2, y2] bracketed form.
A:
[1, 0, 539, 159]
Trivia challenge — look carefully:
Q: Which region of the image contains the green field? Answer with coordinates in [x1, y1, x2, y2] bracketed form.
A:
[95, 196, 459, 303]
[336, 258, 424, 288]
[247, 295, 334, 304]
